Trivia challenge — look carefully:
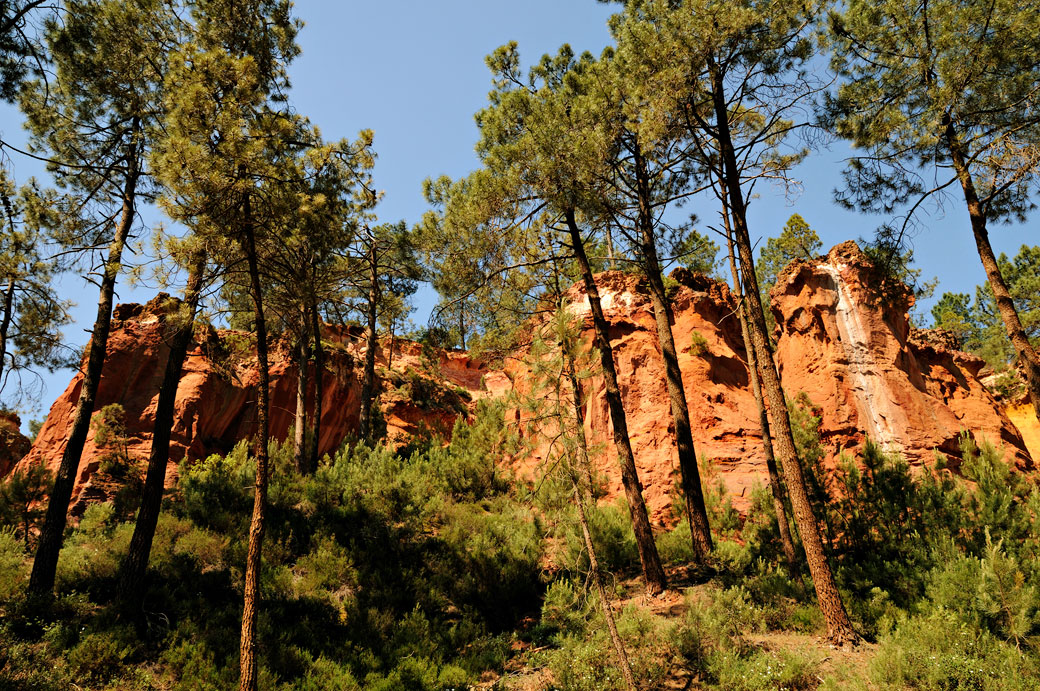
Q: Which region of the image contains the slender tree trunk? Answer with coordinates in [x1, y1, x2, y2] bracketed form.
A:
[944, 120, 1040, 424]
[0, 159, 21, 384]
[0, 276, 15, 383]
[632, 143, 713, 560]
[574, 485, 637, 691]
[723, 223, 798, 572]
[562, 339, 595, 505]
[458, 309, 466, 351]
[708, 62, 858, 646]
[555, 322, 636, 691]
[239, 194, 272, 691]
[28, 140, 141, 599]
[308, 303, 324, 469]
[117, 253, 205, 608]
[563, 207, 667, 595]
[358, 242, 380, 443]
[293, 309, 309, 473]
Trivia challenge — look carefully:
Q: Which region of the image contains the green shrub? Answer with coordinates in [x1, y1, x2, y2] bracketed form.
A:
[55, 503, 133, 596]
[298, 656, 362, 691]
[656, 521, 697, 565]
[65, 627, 138, 684]
[177, 442, 255, 534]
[0, 527, 26, 601]
[539, 579, 593, 641]
[711, 647, 819, 691]
[870, 609, 1040, 690]
[0, 463, 52, 549]
[563, 498, 639, 575]
[545, 604, 669, 691]
[687, 330, 710, 357]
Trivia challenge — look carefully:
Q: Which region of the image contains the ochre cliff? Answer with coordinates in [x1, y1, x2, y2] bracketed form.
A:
[487, 269, 765, 524]
[9, 242, 1035, 519]
[771, 242, 1031, 471]
[497, 243, 1032, 522]
[15, 296, 484, 513]
[0, 411, 32, 478]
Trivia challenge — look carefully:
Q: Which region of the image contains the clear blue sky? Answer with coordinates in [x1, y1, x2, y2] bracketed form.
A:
[0, 1, 1029, 424]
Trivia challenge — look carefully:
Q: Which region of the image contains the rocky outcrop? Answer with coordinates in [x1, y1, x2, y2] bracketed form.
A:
[15, 296, 485, 513]
[1007, 403, 1040, 462]
[499, 243, 1033, 523]
[0, 410, 32, 478]
[771, 241, 1032, 470]
[492, 270, 765, 524]
[12, 241, 1035, 519]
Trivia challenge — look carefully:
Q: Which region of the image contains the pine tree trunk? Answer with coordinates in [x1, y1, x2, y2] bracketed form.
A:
[944, 119, 1040, 424]
[0, 276, 15, 383]
[117, 254, 205, 608]
[633, 144, 713, 560]
[293, 311, 309, 473]
[28, 143, 140, 599]
[309, 304, 324, 469]
[239, 194, 272, 691]
[358, 242, 379, 443]
[709, 62, 858, 646]
[562, 342, 595, 504]
[724, 225, 798, 571]
[558, 331, 636, 691]
[575, 485, 637, 691]
[563, 207, 667, 595]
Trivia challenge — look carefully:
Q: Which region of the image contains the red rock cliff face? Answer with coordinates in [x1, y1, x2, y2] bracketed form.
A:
[15, 296, 485, 513]
[771, 242, 1031, 471]
[489, 269, 766, 524]
[13, 242, 1034, 518]
[496, 244, 1032, 523]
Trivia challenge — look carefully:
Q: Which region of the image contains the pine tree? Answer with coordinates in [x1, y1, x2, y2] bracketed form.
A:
[584, 37, 715, 559]
[149, 1, 301, 687]
[259, 132, 377, 468]
[608, 0, 859, 643]
[755, 214, 822, 335]
[723, 211, 798, 572]
[116, 250, 207, 609]
[828, 0, 1040, 424]
[0, 170, 70, 407]
[345, 221, 421, 444]
[0, 0, 49, 102]
[22, 0, 179, 599]
[439, 41, 669, 593]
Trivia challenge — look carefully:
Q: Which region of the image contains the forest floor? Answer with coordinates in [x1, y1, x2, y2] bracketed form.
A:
[482, 565, 880, 690]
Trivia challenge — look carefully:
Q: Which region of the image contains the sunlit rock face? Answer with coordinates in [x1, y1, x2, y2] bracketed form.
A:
[771, 241, 1032, 471]
[500, 248, 1032, 524]
[9, 242, 1034, 518]
[496, 269, 766, 525]
[0, 411, 31, 478]
[13, 296, 485, 514]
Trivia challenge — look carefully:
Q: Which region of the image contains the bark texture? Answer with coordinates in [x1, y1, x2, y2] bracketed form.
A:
[945, 119, 1040, 425]
[564, 208, 667, 595]
[293, 315, 309, 473]
[632, 144, 713, 560]
[308, 304, 324, 471]
[709, 62, 858, 645]
[358, 243, 380, 443]
[239, 199, 272, 691]
[28, 144, 140, 599]
[724, 225, 798, 571]
[117, 257, 205, 607]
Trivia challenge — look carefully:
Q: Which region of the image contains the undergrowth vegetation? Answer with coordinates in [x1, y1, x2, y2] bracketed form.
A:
[2, 399, 1040, 689]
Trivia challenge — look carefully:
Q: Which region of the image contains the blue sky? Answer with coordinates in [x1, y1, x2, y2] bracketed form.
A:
[0, 1, 1030, 423]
